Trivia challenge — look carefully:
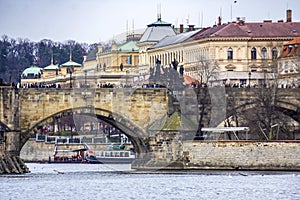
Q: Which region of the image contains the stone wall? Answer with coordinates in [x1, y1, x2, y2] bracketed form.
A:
[183, 141, 300, 170]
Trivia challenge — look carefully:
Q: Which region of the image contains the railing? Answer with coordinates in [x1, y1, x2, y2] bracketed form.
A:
[31, 134, 113, 144]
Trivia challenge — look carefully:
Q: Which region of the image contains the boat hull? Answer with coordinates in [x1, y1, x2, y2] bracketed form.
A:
[96, 157, 135, 164]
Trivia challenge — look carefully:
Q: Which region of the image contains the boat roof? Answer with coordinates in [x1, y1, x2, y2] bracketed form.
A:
[55, 148, 87, 152]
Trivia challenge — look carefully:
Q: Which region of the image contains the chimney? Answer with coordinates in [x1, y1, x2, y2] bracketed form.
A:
[188, 25, 195, 31]
[286, 9, 292, 22]
[180, 24, 184, 33]
[217, 16, 222, 26]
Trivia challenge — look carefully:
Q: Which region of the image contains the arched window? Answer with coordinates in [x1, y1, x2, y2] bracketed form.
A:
[262, 47, 267, 59]
[251, 47, 257, 60]
[227, 47, 233, 60]
[272, 47, 278, 59]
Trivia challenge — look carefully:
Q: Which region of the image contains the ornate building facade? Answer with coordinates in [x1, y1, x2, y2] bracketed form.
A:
[278, 36, 300, 87]
[20, 10, 300, 88]
[147, 10, 300, 86]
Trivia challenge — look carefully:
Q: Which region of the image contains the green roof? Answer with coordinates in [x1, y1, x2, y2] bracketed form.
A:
[22, 66, 43, 76]
[44, 64, 59, 70]
[117, 41, 139, 52]
[148, 18, 172, 27]
[61, 60, 82, 67]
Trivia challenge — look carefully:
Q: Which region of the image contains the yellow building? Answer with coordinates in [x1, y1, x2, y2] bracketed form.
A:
[147, 10, 300, 86]
[21, 52, 82, 88]
[81, 34, 141, 86]
[278, 36, 300, 88]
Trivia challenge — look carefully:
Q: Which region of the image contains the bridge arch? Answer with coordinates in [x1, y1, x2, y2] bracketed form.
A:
[221, 100, 300, 135]
[21, 107, 148, 154]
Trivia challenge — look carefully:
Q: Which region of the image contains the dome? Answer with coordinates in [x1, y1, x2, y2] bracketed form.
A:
[22, 66, 43, 79]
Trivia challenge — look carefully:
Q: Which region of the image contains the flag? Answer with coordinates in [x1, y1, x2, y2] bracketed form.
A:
[53, 145, 58, 156]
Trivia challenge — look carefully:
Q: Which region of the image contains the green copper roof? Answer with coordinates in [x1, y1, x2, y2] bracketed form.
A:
[117, 41, 139, 52]
[148, 18, 172, 27]
[61, 60, 82, 67]
[44, 64, 59, 70]
[22, 66, 43, 76]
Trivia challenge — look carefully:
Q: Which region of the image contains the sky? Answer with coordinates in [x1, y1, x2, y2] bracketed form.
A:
[0, 0, 300, 44]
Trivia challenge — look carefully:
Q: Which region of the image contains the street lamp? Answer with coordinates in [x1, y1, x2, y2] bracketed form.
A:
[248, 71, 252, 88]
[84, 70, 87, 88]
[67, 67, 74, 88]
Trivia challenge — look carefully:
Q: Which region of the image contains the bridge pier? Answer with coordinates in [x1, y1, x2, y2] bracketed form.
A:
[0, 131, 29, 174]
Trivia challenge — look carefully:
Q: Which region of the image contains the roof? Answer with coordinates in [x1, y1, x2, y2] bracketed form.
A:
[183, 74, 200, 85]
[139, 18, 176, 43]
[189, 22, 300, 41]
[85, 48, 98, 61]
[150, 30, 199, 49]
[279, 36, 300, 58]
[148, 18, 172, 27]
[61, 60, 82, 67]
[22, 66, 42, 76]
[117, 40, 139, 52]
[44, 64, 59, 70]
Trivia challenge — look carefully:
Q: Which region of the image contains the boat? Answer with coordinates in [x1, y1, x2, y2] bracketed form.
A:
[94, 144, 135, 164]
[81, 155, 103, 164]
[49, 144, 102, 164]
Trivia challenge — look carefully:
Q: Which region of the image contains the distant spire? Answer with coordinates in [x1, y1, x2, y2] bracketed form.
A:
[132, 19, 134, 34]
[157, 3, 161, 21]
[126, 20, 129, 36]
[69, 46, 72, 61]
[51, 51, 54, 65]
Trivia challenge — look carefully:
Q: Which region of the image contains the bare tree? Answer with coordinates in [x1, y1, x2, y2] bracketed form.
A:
[190, 58, 221, 139]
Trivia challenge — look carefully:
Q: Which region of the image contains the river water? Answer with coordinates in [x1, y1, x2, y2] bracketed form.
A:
[0, 163, 300, 200]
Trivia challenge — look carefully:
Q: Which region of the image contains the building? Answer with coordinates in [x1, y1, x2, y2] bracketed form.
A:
[82, 33, 142, 86]
[21, 52, 82, 88]
[147, 10, 300, 87]
[278, 36, 300, 88]
[20, 9, 300, 88]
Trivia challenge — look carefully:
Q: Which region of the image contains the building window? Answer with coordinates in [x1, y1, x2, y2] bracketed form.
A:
[262, 47, 267, 59]
[251, 47, 257, 60]
[284, 62, 288, 72]
[128, 55, 132, 64]
[290, 61, 294, 72]
[227, 47, 233, 60]
[288, 45, 293, 54]
[272, 47, 278, 59]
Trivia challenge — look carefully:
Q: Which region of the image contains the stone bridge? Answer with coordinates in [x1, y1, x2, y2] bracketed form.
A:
[0, 86, 300, 173]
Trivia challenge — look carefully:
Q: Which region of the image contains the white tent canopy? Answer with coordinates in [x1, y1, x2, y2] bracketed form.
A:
[201, 127, 250, 140]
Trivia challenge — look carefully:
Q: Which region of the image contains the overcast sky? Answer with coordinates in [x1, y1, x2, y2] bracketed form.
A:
[0, 0, 299, 44]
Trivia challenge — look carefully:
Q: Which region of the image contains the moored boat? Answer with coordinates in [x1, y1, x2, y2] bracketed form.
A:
[94, 149, 135, 164]
[49, 144, 102, 164]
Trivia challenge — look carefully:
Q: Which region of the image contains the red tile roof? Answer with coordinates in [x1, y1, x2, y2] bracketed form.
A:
[183, 75, 200, 84]
[189, 22, 300, 41]
[279, 36, 300, 58]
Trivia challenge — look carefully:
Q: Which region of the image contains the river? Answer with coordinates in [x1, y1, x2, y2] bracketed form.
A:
[0, 163, 300, 200]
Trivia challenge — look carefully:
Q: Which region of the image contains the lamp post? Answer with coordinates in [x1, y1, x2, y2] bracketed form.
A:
[84, 70, 87, 88]
[248, 71, 252, 88]
[67, 67, 74, 88]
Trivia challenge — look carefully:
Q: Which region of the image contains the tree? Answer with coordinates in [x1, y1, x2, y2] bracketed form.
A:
[191, 59, 220, 139]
